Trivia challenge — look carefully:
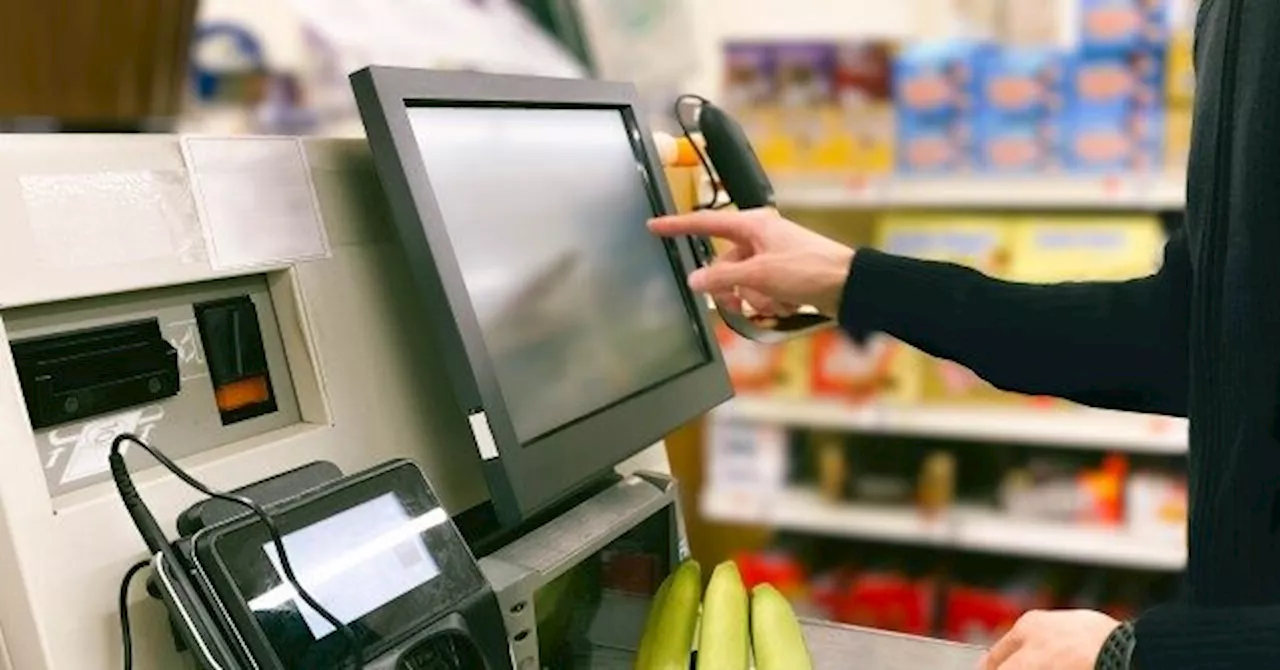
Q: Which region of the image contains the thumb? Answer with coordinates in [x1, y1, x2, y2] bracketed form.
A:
[688, 258, 764, 294]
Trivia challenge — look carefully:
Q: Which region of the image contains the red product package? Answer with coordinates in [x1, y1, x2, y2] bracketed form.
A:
[809, 330, 908, 403]
[835, 571, 935, 635]
[716, 322, 786, 391]
[943, 586, 1024, 645]
[734, 551, 807, 593]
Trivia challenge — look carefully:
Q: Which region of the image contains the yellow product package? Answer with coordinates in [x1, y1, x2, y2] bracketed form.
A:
[875, 214, 1013, 276]
[1005, 215, 1166, 284]
[1166, 32, 1195, 106]
[806, 105, 858, 178]
[1165, 105, 1193, 171]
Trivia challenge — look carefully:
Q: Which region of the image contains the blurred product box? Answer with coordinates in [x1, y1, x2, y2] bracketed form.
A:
[1068, 50, 1163, 114]
[1126, 470, 1188, 538]
[722, 42, 799, 175]
[874, 215, 1014, 276]
[976, 48, 1068, 120]
[943, 580, 1052, 645]
[1000, 455, 1128, 525]
[976, 115, 1061, 173]
[894, 41, 985, 174]
[898, 115, 974, 174]
[1166, 32, 1195, 105]
[715, 321, 809, 396]
[1165, 104, 1192, 169]
[895, 41, 984, 120]
[831, 41, 897, 176]
[1060, 46, 1166, 174]
[723, 42, 777, 113]
[773, 43, 836, 177]
[1005, 215, 1166, 283]
[1060, 107, 1164, 172]
[833, 571, 936, 635]
[973, 47, 1067, 173]
[809, 330, 922, 405]
[1078, 0, 1167, 54]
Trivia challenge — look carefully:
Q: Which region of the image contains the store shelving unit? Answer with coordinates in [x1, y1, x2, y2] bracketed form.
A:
[713, 396, 1189, 455]
[702, 487, 1186, 571]
[693, 171, 1190, 581]
[774, 173, 1187, 211]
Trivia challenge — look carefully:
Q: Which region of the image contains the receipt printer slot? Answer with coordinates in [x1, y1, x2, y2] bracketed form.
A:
[12, 319, 179, 429]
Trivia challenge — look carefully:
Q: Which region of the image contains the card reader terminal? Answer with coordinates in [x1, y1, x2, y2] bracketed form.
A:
[185, 460, 511, 669]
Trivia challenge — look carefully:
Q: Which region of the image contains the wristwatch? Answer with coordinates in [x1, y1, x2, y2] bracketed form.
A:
[1095, 621, 1137, 670]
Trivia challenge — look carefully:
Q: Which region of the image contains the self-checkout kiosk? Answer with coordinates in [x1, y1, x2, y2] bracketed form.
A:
[0, 67, 984, 670]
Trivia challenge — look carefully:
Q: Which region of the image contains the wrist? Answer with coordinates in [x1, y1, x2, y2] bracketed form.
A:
[819, 246, 856, 316]
[1095, 622, 1137, 670]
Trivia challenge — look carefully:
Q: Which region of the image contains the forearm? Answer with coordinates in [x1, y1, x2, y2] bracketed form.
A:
[837, 241, 1190, 416]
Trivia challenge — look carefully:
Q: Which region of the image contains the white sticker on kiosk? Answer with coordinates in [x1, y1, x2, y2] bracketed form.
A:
[469, 412, 499, 461]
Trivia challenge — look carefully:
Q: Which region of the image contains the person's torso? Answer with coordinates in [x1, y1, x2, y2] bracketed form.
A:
[1184, 0, 1280, 605]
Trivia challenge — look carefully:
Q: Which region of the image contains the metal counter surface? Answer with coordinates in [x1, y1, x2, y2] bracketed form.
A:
[804, 620, 985, 670]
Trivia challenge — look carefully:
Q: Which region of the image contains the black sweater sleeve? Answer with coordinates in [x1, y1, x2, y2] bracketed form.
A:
[1133, 603, 1280, 668]
[837, 227, 1191, 416]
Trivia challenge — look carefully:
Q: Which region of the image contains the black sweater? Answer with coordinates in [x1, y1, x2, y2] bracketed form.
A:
[837, 1, 1280, 666]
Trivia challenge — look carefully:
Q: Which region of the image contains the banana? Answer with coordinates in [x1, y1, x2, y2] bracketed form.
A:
[634, 568, 674, 669]
[751, 583, 813, 670]
[697, 561, 749, 670]
[635, 559, 702, 670]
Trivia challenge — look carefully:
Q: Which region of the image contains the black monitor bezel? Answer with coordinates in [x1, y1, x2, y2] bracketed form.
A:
[350, 66, 731, 528]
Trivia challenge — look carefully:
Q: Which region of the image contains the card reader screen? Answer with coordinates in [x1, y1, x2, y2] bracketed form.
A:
[253, 493, 443, 639]
[204, 463, 489, 669]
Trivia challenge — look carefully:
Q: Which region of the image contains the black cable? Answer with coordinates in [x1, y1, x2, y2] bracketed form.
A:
[673, 94, 728, 210]
[119, 558, 150, 670]
[111, 433, 364, 670]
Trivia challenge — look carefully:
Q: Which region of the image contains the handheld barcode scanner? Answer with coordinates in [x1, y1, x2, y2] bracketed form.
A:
[675, 95, 835, 344]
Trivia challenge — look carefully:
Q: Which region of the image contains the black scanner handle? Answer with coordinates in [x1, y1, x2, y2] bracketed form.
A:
[698, 101, 775, 210]
[683, 98, 834, 343]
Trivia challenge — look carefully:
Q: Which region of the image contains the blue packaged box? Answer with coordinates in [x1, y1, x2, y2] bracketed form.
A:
[1079, 0, 1144, 53]
[976, 47, 1066, 121]
[894, 40, 988, 121]
[975, 113, 1059, 173]
[1136, 0, 1171, 47]
[1068, 49, 1165, 115]
[898, 113, 973, 174]
[1061, 107, 1164, 172]
[1068, 52, 1137, 114]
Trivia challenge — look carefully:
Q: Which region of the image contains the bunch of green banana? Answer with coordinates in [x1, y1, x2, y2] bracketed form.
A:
[633, 559, 812, 670]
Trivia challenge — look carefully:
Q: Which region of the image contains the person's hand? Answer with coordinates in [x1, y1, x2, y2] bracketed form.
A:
[979, 610, 1119, 670]
[647, 208, 855, 317]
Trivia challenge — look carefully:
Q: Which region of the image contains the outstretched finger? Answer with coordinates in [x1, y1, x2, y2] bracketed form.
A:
[648, 209, 766, 244]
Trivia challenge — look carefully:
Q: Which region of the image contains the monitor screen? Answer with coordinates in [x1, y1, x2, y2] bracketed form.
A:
[406, 106, 708, 444]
